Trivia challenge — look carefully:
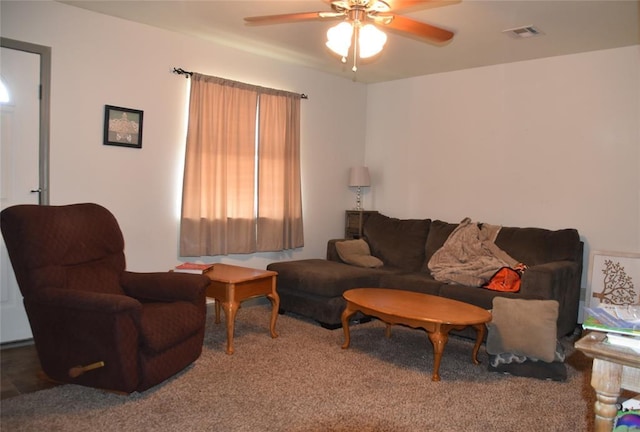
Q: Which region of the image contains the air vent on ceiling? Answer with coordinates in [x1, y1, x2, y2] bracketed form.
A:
[502, 25, 544, 39]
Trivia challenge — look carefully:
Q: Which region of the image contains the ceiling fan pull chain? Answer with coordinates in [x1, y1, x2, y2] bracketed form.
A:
[352, 23, 359, 72]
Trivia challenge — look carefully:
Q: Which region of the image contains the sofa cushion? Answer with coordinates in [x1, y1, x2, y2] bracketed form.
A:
[363, 213, 431, 271]
[378, 272, 443, 296]
[487, 343, 567, 381]
[438, 283, 543, 311]
[335, 239, 383, 268]
[490, 342, 566, 364]
[495, 227, 581, 266]
[487, 297, 559, 362]
[267, 259, 396, 298]
[423, 220, 457, 270]
[425, 222, 581, 268]
[488, 360, 567, 381]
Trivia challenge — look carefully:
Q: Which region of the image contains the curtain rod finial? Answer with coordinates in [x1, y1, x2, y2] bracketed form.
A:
[172, 67, 193, 78]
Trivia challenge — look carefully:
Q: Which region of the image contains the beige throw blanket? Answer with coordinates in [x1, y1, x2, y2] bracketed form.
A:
[428, 217, 519, 287]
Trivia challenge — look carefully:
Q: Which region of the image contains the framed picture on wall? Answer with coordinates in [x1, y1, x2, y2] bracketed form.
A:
[586, 250, 640, 308]
[103, 105, 143, 148]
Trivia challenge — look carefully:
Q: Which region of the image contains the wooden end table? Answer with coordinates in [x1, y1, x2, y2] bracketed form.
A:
[575, 331, 640, 432]
[205, 264, 279, 355]
[341, 288, 492, 381]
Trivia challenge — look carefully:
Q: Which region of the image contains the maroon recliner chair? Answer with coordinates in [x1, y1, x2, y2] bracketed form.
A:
[0, 203, 210, 393]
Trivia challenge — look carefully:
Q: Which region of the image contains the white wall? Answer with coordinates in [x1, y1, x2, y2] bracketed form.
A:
[3, 1, 638, 283]
[367, 45, 640, 280]
[1, 0, 368, 271]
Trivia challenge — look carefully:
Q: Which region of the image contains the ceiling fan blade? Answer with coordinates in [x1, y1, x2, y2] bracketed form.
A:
[379, 14, 454, 42]
[381, 1, 434, 12]
[244, 11, 342, 25]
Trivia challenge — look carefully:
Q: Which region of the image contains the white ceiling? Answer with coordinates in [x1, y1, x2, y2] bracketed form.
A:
[61, 0, 640, 83]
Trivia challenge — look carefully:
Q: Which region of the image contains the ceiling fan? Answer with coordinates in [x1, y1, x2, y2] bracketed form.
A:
[245, 0, 455, 72]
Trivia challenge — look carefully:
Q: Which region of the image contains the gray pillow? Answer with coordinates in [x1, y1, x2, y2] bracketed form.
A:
[486, 297, 559, 362]
[335, 239, 383, 268]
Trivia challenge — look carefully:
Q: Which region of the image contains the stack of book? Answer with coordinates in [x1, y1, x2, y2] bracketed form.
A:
[174, 262, 215, 274]
[583, 305, 640, 353]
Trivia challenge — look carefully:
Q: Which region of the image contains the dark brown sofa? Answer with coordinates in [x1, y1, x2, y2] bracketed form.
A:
[267, 213, 583, 336]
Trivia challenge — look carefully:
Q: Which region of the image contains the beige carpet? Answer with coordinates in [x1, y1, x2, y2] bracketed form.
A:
[1, 304, 595, 431]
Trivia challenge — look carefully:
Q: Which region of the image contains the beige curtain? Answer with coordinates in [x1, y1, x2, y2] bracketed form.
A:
[180, 73, 303, 256]
[256, 92, 304, 251]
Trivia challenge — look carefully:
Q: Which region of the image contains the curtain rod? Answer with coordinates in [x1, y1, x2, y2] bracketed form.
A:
[172, 67, 308, 99]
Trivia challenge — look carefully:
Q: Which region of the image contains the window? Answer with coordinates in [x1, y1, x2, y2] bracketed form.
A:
[179, 74, 304, 256]
[0, 77, 10, 104]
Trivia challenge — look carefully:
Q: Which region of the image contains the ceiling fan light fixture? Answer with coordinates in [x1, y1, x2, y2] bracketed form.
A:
[326, 21, 386, 61]
[358, 24, 387, 58]
[326, 21, 353, 57]
[246, 0, 455, 74]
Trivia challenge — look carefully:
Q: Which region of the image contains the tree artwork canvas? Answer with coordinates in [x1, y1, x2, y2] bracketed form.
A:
[587, 251, 640, 308]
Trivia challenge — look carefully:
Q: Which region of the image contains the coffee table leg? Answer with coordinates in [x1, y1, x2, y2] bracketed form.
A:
[427, 330, 448, 382]
[341, 303, 357, 349]
[471, 324, 486, 365]
[266, 290, 280, 339]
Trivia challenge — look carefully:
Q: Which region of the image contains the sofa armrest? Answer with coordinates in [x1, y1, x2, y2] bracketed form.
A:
[520, 261, 580, 301]
[120, 271, 209, 304]
[520, 260, 582, 336]
[326, 239, 348, 262]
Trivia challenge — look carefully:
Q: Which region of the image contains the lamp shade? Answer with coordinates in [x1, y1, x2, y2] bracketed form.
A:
[326, 22, 387, 59]
[359, 24, 387, 58]
[326, 22, 353, 57]
[348, 166, 371, 187]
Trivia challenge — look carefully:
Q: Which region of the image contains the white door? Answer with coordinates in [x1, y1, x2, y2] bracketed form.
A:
[0, 46, 41, 343]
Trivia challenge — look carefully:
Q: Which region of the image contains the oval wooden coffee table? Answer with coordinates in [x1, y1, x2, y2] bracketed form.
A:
[341, 288, 492, 381]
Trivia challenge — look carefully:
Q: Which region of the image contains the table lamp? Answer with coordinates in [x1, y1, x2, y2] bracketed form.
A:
[348, 166, 370, 211]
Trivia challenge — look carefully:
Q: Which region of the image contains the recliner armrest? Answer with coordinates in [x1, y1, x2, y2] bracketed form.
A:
[120, 271, 209, 303]
[30, 286, 141, 313]
[26, 286, 143, 393]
